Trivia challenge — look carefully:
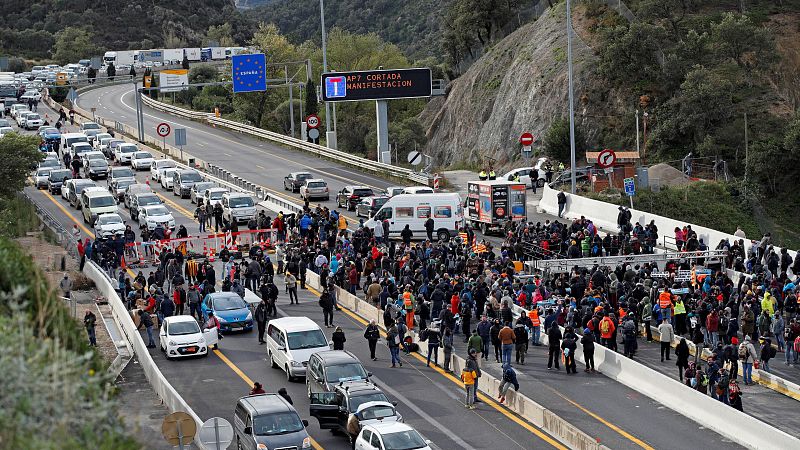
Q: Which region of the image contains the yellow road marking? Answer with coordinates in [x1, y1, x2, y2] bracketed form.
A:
[303, 285, 567, 449]
[41, 189, 96, 238]
[155, 192, 197, 220]
[213, 348, 254, 385]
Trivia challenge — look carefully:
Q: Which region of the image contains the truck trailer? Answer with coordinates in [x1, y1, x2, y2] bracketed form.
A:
[465, 180, 527, 235]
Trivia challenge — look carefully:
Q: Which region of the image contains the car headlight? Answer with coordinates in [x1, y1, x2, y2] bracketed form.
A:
[217, 316, 227, 323]
[169, 341, 176, 346]
[302, 436, 311, 448]
[246, 311, 252, 321]
[290, 360, 304, 367]
[257, 444, 267, 450]
[198, 337, 205, 344]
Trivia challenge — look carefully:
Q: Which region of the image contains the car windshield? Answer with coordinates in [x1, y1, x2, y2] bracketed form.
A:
[97, 215, 122, 225]
[194, 182, 214, 192]
[147, 206, 170, 216]
[89, 160, 107, 167]
[134, 152, 152, 159]
[0, 119, 10, 127]
[26, 114, 40, 120]
[74, 183, 95, 194]
[113, 168, 135, 178]
[138, 195, 161, 206]
[287, 329, 327, 350]
[373, 197, 389, 207]
[213, 295, 246, 311]
[115, 180, 136, 189]
[360, 405, 396, 421]
[90, 196, 115, 207]
[209, 190, 225, 200]
[252, 412, 304, 436]
[120, 146, 136, 153]
[307, 181, 326, 188]
[350, 392, 390, 412]
[37, 169, 51, 176]
[83, 123, 101, 130]
[168, 321, 201, 336]
[229, 197, 253, 208]
[381, 430, 428, 450]
[180, 172, 203, 182]
[353, 189, 374, 197]
[325, 363, 368, 382]
[157, 161, 176, 169]
[73, 144, 91, 153]
[49, 170, 72, 180]
[296, 173, 312, 181]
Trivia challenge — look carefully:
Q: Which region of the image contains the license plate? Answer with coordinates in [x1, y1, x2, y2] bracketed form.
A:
[231, 327, 243, 331]
[186, 347, 196, 352]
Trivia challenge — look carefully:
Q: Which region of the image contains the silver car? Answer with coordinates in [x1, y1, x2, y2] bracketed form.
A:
[33, 168, 52, 189]
[190, 181, 215, 204]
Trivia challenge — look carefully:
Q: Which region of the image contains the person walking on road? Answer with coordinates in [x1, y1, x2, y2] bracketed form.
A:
[562, 328, 578, 374]
[676, 338, 690, 382]
[286, 272, 298, 304]
[387, 323, 402, 368]
[547, 321, 562, 370]
[581, 328, 596, 372]
[332, 326, 346, 350]
[84, 309, 97, 347]
[59, 273, 73, 299]
[137, 309, 156, 348]
[205, 311, 221, 350]
[187, 285, 202, 322]
[320, 288, 334, 328]
[658, 318, 674, 362]
[255, 298, 268, 344]
[442, 327, 454, 373]
[499, 322, 515, 366]
[364, 320, 380, 361]
[462, 349, 479, 409]
[424, 325, 441, 367]
[739, 335, 759, 385]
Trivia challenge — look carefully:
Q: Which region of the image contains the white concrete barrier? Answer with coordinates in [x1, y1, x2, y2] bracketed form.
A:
[539, 184, 796, 269]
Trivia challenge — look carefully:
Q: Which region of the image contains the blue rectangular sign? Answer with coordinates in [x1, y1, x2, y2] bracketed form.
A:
[325, 76, 347, 99]
[623, 177, 635, 196]
[232, 53, 267, 93]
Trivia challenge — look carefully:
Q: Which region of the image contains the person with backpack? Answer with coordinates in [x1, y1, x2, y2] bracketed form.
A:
[562, 329, 578, 374]
[716, 367, 731, 404]
[739, 335, 759, 385]
[462, 349, 479, 409]
[622, 315, 638, 359]
[513, 319, 529, 365]
[424, 325, 442, 367]
[364, 320, 380, 361]
[598, 313, 616, 349]
[581, 328, 596, 372]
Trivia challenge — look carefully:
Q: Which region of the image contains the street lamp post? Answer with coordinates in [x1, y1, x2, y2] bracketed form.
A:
[320, 0, 334, 147]
[566, 0, 577, 194]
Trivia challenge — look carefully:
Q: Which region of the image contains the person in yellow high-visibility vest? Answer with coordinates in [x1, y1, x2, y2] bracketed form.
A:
[338, 214, 348, 236]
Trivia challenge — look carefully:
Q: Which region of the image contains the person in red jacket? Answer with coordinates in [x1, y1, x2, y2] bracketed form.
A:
[173, 287, 185, 316]
[451, 294, 460, 315]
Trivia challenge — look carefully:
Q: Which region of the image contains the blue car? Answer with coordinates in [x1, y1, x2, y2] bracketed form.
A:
[200, 292, 253, 333]
[41, 127, 61, 142]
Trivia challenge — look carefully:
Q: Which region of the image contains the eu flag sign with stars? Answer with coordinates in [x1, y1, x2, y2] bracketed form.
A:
[232, 53, 267, 93]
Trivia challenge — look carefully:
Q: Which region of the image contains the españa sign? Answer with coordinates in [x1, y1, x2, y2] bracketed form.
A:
[232, 53, 267, 93]
[321, 68, 432, 102]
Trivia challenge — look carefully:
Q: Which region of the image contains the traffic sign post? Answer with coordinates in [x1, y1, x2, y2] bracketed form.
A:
[162, 412, 196, 450]
[407, 151, 423, 166]
[174, 128, 187, 161]
[306, 114, 320, 129]
[307, 128, 320, 143]
[597, 149, 617, 189]
[198, 417, 234, 450]
[519, 132, 535, 147]
[624, 177, 635, 208]
[157, 122, 171, 151]
[433, 173, 441, 191]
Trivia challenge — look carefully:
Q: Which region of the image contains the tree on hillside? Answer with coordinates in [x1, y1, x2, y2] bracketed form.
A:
[326, 28, 409, 71]
[639, 0, 695, 36]
[543, 117, 584, 165]
[710, 13, 774, 77]
[207, 23, 236, 47]
[52, 27, 98, 66]
[189, 66, 218, 84]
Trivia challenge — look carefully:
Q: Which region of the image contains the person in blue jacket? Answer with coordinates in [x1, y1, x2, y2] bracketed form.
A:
[498, 363, 519, 404]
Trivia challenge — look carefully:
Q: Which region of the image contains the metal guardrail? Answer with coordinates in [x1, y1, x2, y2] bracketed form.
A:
[139, 93, 433, 185]
[20, 191, 79, 260]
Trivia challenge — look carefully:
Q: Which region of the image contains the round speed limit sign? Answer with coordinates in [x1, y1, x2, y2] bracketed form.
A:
[157, 122, 171, 137]
[306, 114, 320, 129]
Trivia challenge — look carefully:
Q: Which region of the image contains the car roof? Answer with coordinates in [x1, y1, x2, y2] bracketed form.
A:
[84, 189, 112, 197]
[335, 381, 380, 395]
[97, 212, 122, 219]
[135, 192, 159, 199]
[164, 315, 200, 325]
[207, 187, 229, 192]
[363, 421, 415, 434]
[268, 316, 319, 331]
[142, 204, 168, 211]
[345, 185, 372, 190]
[313, 350, 359, 365]
[305, 178, 326, 183]
[224, 192, 250, 197]
[208, 291, 243, 300]
[291, 171, 312, 176]
[239, 394, 293, 415]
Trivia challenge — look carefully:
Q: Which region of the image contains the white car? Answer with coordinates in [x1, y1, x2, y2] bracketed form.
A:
[115, 143, 138, 164]
[9, 104, 29, 119]
[160, 168, 179, 190]
[0, 127, 14, 138]
[23, 113, 43, 130]
[355, 422, 432, 450]
[501, 157, 551, 188]
[300, 178, 330, 201]
[151, 159, 177, 181]
[17, 111, 33, 127]
[93, 212, 126, 238]
[401, 186, 434, 195]
[159, 315, 209, 360]
[80, 122, 102, 132]
[221, 192, 256, 225]
[203, 187, 228, 207]
[70, 142, 94, 161]
[21, 91, 42, 101]
[138, 204, 175, 230]
[131, 151, 155, 170]
[94, 133, 112, 150]
[80, 151, 106, 170]
[383, 186, 406, 197]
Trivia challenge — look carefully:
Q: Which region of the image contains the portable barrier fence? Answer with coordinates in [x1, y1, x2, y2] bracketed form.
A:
[122, 228, 278, 268]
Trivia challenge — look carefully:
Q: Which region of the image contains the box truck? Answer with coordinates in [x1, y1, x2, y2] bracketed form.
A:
[163, 48, 184, 64]
[465, 180, 527, 235]
[184, 48, 202, 62]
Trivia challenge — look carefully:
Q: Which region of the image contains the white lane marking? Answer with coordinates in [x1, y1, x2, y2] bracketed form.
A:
[222, 152, 231, 156]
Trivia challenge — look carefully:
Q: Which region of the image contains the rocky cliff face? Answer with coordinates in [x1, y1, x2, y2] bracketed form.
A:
[420, 4, 601, 168]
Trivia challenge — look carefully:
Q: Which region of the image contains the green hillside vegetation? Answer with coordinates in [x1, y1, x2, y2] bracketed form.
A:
[0, 0, 253, 62]
[0, 133, 137, 448]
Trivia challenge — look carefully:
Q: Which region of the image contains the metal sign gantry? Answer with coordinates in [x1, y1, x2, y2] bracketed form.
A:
[526, 250, 728, 273]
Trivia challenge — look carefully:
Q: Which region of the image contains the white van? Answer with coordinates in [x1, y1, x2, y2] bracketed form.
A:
[61, 132, 88, 155]
[81, 189, 118, 225]
[222, 192, 256, 225]
[364, 193, 463, 242]
[266, 317, 329, 381]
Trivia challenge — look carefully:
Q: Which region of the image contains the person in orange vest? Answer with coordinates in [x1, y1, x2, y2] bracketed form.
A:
[658, 286, 674, 322]
[528, 307, 542, 346]
[599, 313, 616, 349]
[403, 291, 415, 330]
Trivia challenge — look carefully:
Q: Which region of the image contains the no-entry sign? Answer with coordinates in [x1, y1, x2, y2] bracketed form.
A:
[597, 149, 616, 168]
[519, 132, 534, 146]
[157, 122, 171, 137]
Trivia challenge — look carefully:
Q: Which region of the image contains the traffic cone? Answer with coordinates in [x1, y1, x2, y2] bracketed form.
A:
[120, 255, 127, 270]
